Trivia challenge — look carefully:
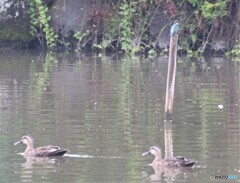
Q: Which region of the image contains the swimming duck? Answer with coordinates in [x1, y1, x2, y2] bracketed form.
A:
[15, 135, 68, 157]
[142, 146, 195, 168]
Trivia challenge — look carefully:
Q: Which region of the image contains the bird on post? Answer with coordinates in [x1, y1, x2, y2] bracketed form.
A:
[170, 20, 180, 36]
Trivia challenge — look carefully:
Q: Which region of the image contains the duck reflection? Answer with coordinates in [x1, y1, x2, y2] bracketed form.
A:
[22, 156, 65, 169]
[20, 156, 65, 182]
[145, 164, 194, 182]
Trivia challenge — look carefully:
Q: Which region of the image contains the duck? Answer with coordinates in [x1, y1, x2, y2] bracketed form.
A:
[142, 146, 195, 168]
[14, 135, 68, 157]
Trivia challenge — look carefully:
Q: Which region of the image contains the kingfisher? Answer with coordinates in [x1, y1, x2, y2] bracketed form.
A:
[170, 20, 180, 36]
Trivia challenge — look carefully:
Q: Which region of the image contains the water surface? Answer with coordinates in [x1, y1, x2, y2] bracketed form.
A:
[0, 51, 239, 182]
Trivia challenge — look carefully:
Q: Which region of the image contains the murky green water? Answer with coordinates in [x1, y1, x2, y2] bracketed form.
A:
[0, 51, 239, 183]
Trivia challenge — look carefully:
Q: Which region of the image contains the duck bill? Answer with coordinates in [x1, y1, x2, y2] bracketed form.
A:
[142, 151, 150, 156]
[14, 140, 23, 145]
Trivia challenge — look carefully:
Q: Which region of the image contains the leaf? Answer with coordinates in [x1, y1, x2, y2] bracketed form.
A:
[191, 34, 197, 44]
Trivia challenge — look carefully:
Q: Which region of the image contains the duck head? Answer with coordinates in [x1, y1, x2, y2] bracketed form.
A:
[142, 146, 162, 160]
[14, 135, 34, 148]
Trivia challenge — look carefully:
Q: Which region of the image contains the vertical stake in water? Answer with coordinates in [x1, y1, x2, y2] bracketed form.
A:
[164, 121, 173, 158]
[164, 21, 180, 121]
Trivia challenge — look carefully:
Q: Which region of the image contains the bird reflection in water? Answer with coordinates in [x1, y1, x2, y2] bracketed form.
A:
[22, 156, 65, 169]
[143, 164, 194, 182]
[20, 156, 65, 182]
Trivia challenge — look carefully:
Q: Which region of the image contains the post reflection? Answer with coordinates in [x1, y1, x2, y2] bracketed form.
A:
[164, 121, 173, 159]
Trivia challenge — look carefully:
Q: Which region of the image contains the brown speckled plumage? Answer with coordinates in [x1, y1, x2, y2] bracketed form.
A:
[142, 146, 195, 168]
[15, 135, 68, 157]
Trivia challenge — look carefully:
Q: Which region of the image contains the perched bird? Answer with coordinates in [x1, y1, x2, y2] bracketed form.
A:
[170, 21, 180, 36]
[142, 146, 195, 168]
[14, 135, 68, 157]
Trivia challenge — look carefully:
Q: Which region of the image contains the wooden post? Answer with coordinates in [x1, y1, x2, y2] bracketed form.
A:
[164, 121, 173, 158]
[164, 33, 179, 121]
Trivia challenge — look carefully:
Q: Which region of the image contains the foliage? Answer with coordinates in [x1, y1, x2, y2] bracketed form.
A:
[89, 0, 237, 55]
[201, 1, 227, 21]
[228, 37, 240, 59]
[74, 30, 91, 52]
[93, 7, 120, 51]
[118, 1, 135, 53]
[91, 0, 159, 55]
[187, 0, 227, 20]
[182, 0, 235, 54]
[25, 0, 239, 56]
[106, 0, 237, 55]
[92, 0, 137, 53]
[28, 0, 57, 48]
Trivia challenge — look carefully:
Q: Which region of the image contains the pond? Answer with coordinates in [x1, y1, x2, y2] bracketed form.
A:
[0, 50, 239, 183]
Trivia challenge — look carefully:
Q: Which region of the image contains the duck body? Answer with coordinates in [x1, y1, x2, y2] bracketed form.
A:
[153, 156, 195, 168]
[24, 145, 68, 157]
[143, 146, 195, 168]
[15, 135, 68, 157]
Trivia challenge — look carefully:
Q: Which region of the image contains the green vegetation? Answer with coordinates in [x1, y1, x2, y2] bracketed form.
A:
[28, 0, 57, 48]
[74, 30, 91, 52]
[181, 0, 231, 54]
[26, 0, 239, 56]
[92, 0, 158, 55]
[229, 36, 240, 59]
[118, 1, 135, 53]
